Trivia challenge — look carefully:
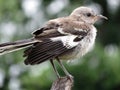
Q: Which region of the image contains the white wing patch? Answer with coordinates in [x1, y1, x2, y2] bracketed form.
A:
[50, 35, 79, 49]
[74, 28, 88, 33]
[74, 28, 84, 32]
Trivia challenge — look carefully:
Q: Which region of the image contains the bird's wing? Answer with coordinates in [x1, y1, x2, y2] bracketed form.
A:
[24, 19, 90, 65]
[32, 18, 65, 38]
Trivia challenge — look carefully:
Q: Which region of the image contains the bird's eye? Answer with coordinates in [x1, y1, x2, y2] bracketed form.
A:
[86, 13, 92, 17]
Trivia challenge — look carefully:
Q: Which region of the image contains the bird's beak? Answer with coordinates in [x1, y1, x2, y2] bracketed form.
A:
[97, 15, 108, 20]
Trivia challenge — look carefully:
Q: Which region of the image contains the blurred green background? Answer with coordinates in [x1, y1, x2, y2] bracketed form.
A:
[0, 0, 120, 90]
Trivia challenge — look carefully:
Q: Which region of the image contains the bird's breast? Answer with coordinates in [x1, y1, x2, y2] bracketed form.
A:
[59, 26, 97, 60]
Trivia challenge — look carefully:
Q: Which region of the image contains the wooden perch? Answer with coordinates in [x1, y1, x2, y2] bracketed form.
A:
[51, 76, 74, 90]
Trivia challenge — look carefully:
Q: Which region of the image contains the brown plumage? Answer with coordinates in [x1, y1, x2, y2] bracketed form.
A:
[0, 6, 107, 78]
[24, 18, 90, 65]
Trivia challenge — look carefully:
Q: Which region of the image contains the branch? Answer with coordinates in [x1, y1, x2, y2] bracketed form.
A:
[51, 76, 74, 90]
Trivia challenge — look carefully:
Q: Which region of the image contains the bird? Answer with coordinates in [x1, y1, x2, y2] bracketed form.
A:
[0, 6, 107, 78]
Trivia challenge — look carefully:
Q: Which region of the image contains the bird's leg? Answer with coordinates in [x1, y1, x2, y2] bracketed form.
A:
[56, 57, 73, 80]
[50, 59, 60, 78]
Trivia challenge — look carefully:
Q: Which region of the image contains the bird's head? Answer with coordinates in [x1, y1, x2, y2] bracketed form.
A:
[70, 6, 108, 24]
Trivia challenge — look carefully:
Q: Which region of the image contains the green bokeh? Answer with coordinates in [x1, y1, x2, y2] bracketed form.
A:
[0, 0, 120, 90]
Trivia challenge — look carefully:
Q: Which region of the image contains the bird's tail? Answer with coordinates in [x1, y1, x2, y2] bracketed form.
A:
[0, 38, 38, 55]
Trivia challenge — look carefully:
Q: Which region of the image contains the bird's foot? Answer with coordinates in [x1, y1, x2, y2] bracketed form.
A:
[67, 74, 74, 82]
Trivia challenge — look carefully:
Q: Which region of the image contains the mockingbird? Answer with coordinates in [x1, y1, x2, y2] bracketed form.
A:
[0, 6, 107, 78]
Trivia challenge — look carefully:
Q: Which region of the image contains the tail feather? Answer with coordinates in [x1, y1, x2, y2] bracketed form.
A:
[0, 38, 38, 55]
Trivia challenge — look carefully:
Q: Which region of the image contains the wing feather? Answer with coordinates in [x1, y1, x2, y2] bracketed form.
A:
[24, 40, 70, 65]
